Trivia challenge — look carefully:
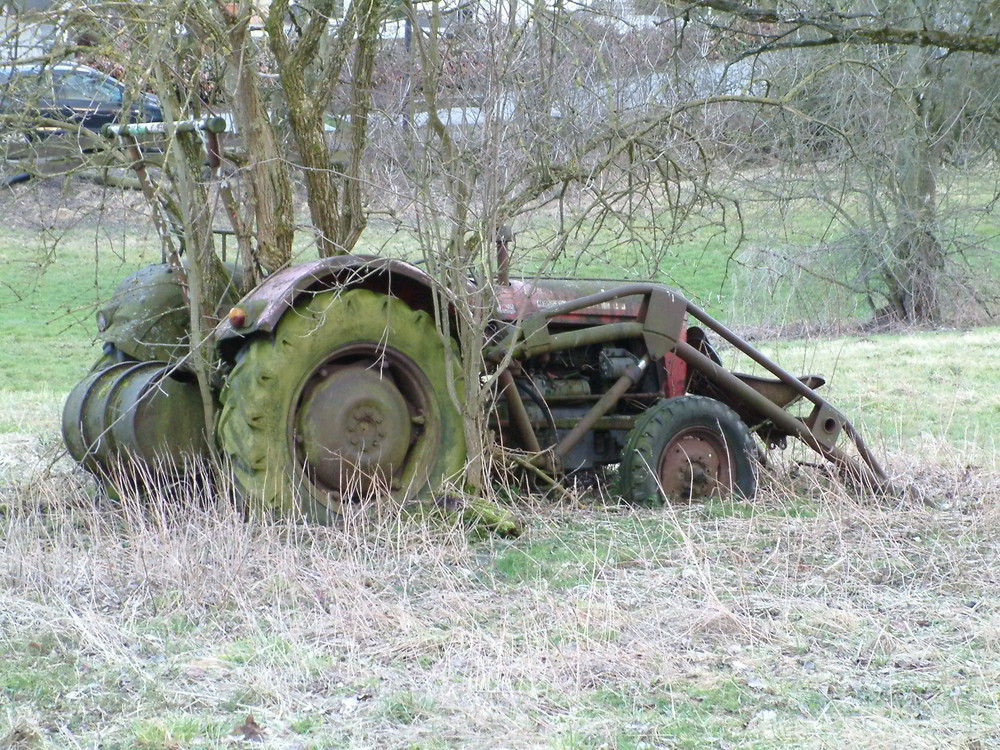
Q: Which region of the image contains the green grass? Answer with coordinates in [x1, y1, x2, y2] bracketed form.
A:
[497, 205, 747, 317]
[0, 223, 330, 401]
[571, 680, 769, 748]
[0, 641, 83, 706]
[0, 176, 998, 749]
[506, 169, 1000, 325]
[745, 327, 1000, 450]
[131, 715, 233, 749]
[723, 170, 1000, 326]
[488, 517, 679, 588]
[0, 227, 161, 395]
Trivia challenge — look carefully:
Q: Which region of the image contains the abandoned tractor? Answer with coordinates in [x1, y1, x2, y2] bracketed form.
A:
[61, 245, 895, 520]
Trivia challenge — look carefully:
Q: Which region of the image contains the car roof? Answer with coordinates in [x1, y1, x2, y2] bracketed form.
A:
[0, 62, 108, 78]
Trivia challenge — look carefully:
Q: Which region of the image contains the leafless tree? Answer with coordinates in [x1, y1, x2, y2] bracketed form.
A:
[684, 0, 999, 322]
[2, 0, 997, 496]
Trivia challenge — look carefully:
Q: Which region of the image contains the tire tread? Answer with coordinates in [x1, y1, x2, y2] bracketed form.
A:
[619, 395, 757, 506]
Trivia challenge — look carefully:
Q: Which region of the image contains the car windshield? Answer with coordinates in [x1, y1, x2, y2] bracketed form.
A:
[53, 70, 123, 105]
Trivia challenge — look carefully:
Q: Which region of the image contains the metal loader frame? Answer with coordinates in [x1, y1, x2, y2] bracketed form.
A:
[487, 283, 895, 495]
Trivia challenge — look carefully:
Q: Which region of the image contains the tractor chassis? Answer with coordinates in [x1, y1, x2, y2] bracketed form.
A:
[487, 283, 893, 495]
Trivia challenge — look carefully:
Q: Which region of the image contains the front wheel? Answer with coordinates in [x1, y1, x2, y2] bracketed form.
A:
[217, 288, 467, 522]
[619, 395, 757, 505]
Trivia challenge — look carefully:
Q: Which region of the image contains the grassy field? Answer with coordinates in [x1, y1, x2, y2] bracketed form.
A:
[739, 329, 1000, 457]
[1, 429, 997, 748]
[1, 178, 998, 748]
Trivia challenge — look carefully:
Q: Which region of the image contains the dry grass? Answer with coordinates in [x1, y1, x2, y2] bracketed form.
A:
[3, 173, 997, 748]
[1, 434, 997, 748]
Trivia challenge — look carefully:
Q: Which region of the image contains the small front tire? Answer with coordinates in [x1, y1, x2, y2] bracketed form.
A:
[619, 395, 757, 505]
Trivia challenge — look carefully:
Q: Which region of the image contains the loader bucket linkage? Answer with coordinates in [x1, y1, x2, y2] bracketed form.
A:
[486, 282, 895, 497]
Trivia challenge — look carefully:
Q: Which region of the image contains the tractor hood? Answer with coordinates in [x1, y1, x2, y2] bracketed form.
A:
[495, 278, 646, 325]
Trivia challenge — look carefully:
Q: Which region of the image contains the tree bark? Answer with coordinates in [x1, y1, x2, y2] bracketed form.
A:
[172, 132, 229, 433]
[888, 47, 944, 322]
[692, 0, 1000, 56]
[227, 13, 296, 273]
[267, 0, 381, 256]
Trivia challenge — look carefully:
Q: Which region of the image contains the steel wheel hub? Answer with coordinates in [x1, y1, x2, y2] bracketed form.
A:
[658, 427, 733, 499]
[292, 344, 439, 499]
[296, 363, 414, 494]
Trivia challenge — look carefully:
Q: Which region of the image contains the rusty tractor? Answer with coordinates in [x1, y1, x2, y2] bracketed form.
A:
[61, 240, 895, 520]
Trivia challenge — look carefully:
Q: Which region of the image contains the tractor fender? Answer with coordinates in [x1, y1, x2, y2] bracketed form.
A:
[99, 262, 245, 365]
[216, 255, 459, 363]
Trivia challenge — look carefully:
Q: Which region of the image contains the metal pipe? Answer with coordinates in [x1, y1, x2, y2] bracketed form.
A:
[551, 355, 651, 460]
[528, 281, 827, 416]
[205, 130, 222, 170]
[491, 321, 644, 362]
[677, 341, 823, 449]
[532, 283, 661, 319]
[498, 369, 541, 453]
[541, 392, 663, 404]
[542, 282, 664, 318]
[552, 415, 636, 431]
[496, 415, 638, 431]
[102, 117, 228, 138]
[674, 341, 894, 493]
[683, 301, 892, 486]
[3, 172, 31, 186]
[685, 301, 826, 408]
[844, 421, 890, 483]
[495, 284, 823, 431]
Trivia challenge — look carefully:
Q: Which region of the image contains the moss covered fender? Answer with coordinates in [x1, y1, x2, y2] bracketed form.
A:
[216, 255, 465, 364]
[98, 262, 244, 364]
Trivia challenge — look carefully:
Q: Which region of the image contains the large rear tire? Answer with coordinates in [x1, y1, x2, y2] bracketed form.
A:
[217, 289, 466, 522]
[619, 395, 757, 505]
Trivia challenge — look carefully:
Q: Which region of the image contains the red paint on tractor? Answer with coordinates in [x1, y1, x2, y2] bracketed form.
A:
[664, 345, 688, 399]
[495, 279, 645, 325]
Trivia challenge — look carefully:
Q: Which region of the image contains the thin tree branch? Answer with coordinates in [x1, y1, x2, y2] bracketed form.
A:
[687, 0, 1000, 55]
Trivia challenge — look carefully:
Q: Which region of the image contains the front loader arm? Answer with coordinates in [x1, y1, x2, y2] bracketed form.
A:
[487, 282, 897, 496]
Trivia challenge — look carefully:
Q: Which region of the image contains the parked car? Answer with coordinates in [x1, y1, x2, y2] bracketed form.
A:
[0, 63, 162, 133]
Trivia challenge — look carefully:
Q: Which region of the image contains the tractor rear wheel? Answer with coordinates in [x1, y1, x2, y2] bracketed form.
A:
[217, 289, 466, 522]
[619, 395, 757, 505]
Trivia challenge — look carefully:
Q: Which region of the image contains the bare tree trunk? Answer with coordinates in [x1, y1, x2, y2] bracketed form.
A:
[150, 50, 229, 440]
[339, 0, 382, 251]
[173, 133, 228, 437]
[890, 47, 943, 323]
[268, 0, 344, 257]
[406, 0, 492, 494]
[283, 75, 345, 256]
[267, 0, 381, 256]
[226, 12, 295, 273]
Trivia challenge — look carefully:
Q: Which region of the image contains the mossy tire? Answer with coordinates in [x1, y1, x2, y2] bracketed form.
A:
[217, 289, 466, 522]
[619, 395, 757, 505]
